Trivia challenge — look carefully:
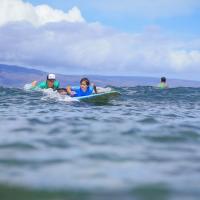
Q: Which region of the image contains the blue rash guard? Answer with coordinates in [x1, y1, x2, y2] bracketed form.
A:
[71, 86, 93, 97]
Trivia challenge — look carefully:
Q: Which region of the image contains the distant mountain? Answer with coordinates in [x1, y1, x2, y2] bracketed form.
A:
[0, 64, 80, 88]
[1, 63, 200, 88]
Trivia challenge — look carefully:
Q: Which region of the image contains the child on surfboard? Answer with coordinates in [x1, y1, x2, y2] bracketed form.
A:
[66, 77, 97, 97]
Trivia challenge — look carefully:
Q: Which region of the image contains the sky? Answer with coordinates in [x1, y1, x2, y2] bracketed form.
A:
[0, 0, 200, 80]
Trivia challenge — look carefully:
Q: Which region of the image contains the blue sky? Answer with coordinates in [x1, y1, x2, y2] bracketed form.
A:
[28, 0, 200, 35]
[0, 0, 200, 80]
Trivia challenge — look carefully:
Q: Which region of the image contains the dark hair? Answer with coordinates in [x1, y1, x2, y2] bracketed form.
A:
[161, 77, 166, 83]
[56, 88, 66, 92]
[80, 78, 90, 86]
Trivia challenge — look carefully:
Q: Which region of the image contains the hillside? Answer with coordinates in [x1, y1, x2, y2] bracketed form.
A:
[1, 64, 200, 88]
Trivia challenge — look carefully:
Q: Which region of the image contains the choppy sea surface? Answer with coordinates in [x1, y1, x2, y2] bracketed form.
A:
[0, 86, 200, 200]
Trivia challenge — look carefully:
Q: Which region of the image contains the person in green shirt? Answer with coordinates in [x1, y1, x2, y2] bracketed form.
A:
[31, 73, 60, 90]
[157, 77, 168, 89]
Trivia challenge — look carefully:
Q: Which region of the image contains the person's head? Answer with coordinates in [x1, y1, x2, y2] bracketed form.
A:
[80, 77, 90, 91]
[57, 88, 67, 95]
[161, 77, 166, 83]
[46, 73, 56, 88]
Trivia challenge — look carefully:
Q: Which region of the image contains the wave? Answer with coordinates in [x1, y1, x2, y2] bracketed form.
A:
[1, 84, 200, 199]
[2, 85, 200, 103]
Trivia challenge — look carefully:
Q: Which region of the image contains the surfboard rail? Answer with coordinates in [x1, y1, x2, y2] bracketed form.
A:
[73, 91, 120, 102]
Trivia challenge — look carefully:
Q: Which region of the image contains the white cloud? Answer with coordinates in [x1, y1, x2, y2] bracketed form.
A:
[168, 50, 200, 71]
[0, 0, 85, 26]
[0, 0, 200, 79]
[0, 21, 200, 78]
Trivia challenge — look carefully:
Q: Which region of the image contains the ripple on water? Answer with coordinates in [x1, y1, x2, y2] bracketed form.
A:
[0, 142, 36, 150]
[11, 127, 35, 133]
[138, 117, 159, 124]
[0, 86, 200, 199]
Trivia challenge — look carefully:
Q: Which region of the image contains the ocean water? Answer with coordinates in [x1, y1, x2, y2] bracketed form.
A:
[0, 86, 200, 200]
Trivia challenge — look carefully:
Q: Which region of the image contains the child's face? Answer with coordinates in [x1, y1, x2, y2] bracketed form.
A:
[80, 81, 88, 91]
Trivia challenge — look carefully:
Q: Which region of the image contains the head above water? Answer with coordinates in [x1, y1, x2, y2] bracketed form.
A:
[80, 78, 90, 92]
[161, 77, 166, 83]
[80, 78, 90, 86]
[46, 73, 56, 88]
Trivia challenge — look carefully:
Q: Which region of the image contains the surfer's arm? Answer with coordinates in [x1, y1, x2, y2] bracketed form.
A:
[66, 86, 72, 95]
[66, 86, 76, 96]
[91, 83, 97, 94]
[31, 81, 37, 87]
[30, 81, 39, 89]
[30, 81, 48, 90]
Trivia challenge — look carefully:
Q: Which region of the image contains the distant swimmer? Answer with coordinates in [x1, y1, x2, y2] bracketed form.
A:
[31, 73, 60, 90]
[157, 77, 168, 89]
[66, 77, 97, 97]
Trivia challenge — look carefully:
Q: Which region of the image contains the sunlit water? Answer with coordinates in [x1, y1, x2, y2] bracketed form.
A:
[0, 86, 200, 200]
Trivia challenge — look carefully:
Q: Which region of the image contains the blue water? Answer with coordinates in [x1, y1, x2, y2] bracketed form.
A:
[0, 86, 200, 200]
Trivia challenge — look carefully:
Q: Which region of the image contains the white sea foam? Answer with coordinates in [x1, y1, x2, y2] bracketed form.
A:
[23, 83, 34, 91]
[96, 86, 112, 93]
[41, 89, 78, 102]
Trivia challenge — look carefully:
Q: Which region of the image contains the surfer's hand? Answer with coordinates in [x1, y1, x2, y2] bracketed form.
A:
[66, 86, 72, 95]
[70, 91, 76, 96]
[31, 81, 37, 87]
